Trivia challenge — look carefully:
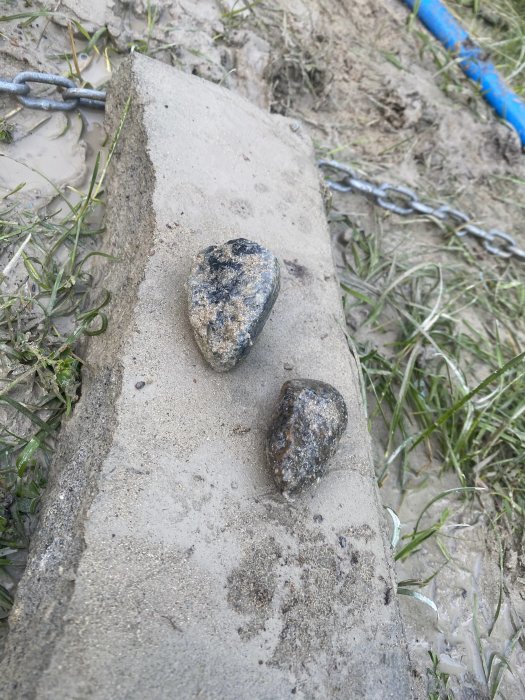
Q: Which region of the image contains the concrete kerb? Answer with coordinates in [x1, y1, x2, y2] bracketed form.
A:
[0, 57, 158, 699]
[1, 54, 416, 699]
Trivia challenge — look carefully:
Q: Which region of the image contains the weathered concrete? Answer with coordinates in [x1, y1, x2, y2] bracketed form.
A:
[1, 55, 415, 699]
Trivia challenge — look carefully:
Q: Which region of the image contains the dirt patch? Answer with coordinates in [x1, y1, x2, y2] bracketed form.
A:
[226, 502, 378, 686]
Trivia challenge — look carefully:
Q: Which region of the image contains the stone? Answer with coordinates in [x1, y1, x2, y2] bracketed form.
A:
[267, 379, 348, 494]
[187, 238, 280, 372]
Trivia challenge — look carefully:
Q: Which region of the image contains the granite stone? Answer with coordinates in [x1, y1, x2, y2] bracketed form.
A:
[187, 238, 280, 372]
[267, 379, 348, 494]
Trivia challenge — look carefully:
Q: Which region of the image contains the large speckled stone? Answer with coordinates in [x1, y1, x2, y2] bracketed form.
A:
[267, 379, 348, 494]
[187, 238, 280, 372]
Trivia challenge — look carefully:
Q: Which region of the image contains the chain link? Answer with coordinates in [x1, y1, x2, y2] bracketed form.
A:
[0, 71, 106, 111]
[319, 159, 525, 262]
[1, 77, 522, 261]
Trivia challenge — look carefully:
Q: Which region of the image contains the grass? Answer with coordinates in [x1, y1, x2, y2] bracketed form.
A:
[0, 5, 154, 72]
[0, 172, 105, 621]
[427, 650, 454, 700]
[219, 0, 263, 29]
[0, 98, 129, 621]
[128, 0, 159, 55]
[451, 1, 525, 97]
[0, 0, 169, 629]
[338, 219, 525, 530]
[407, 1, 525, 103]
[0, 119, 13, 144]
[329, 207, 525, 697]
[213, 1, 331, 114]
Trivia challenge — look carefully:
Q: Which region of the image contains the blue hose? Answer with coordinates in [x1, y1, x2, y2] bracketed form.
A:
[402, 0, 525, 148]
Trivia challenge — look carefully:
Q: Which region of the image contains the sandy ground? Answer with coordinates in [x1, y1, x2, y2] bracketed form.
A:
[1, 0, 525, 697]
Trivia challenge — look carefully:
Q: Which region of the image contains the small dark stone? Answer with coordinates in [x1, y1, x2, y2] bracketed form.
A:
[187, 238, 280, 372]
[135, 381, 146, 390]
[338, 535, 347, 548]
[266, 379, 348, 494]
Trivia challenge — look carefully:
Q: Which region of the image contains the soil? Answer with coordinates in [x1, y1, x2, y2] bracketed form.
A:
[1, 0, 524, 697]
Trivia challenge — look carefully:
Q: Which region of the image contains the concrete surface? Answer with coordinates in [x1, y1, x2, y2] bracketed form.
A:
[1, 55, 415, 699]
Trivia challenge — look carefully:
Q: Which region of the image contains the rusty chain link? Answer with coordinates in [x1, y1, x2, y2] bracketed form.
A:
[319, 159, 525, 262]
[0, 71, 106, 111]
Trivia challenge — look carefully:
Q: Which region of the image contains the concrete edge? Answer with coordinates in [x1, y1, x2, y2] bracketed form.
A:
[0, 56, 156, 699]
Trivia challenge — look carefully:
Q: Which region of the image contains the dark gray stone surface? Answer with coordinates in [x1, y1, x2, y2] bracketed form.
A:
[187, 238, 280, 372]
[267, 379, 348, 494]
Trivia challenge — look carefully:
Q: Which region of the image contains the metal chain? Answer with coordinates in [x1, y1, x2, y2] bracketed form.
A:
[0, 71, 106, 111]
[1, 76, 521, 261]
[319, 159, 525, 262]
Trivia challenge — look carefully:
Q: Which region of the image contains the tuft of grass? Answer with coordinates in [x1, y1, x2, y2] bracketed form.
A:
[472, 592, 525, 699]
[0, 171, 105, 619]
[213, 2, 331, 114]
[408, 0, 525, 100]
[427, 650, 455, 700]
[219, 0, 263, 31]
[336, 218, 525, 536]
[0, 119, 13, 144]
[451, 0, 525, 97]
[0, 99, 129, 620]
[129, 0, 160, 55]
[0, 10, 58, 26]
[330, 205, 525, 699]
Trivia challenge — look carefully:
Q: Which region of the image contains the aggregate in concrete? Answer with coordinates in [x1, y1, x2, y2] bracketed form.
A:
[1, 55, 416, 699]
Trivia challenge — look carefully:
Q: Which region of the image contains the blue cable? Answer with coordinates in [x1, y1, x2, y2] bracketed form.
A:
[402, 0, 525, 148]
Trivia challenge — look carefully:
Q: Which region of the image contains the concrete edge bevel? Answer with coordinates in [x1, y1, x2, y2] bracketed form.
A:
[0, 59, 157, 699]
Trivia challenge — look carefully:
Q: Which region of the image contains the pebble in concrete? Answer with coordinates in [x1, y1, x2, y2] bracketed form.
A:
[267, 379, 348, 494]
[187, 238, 280, 371]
